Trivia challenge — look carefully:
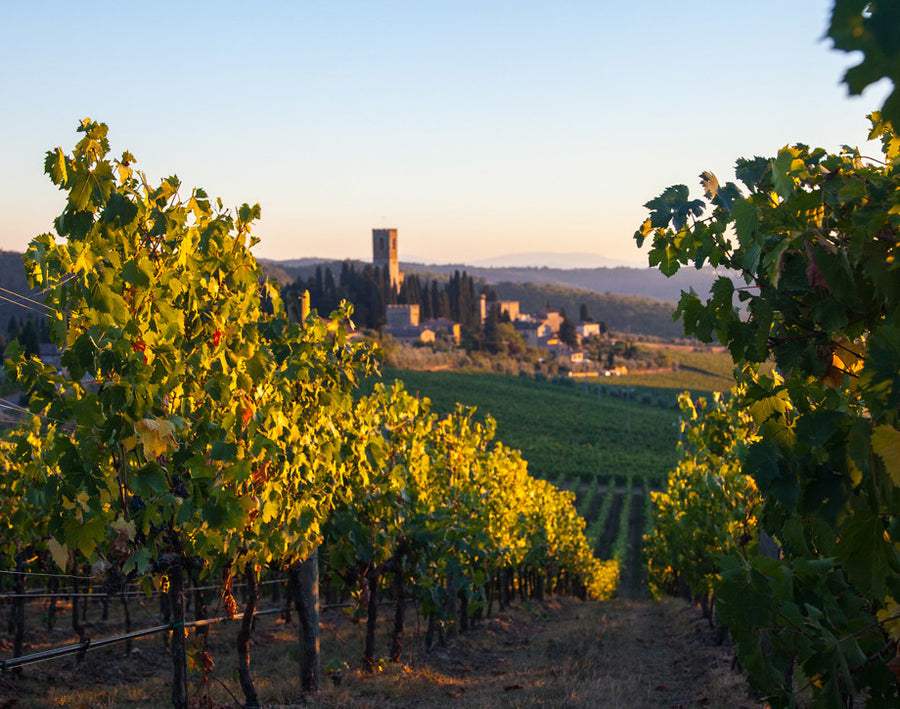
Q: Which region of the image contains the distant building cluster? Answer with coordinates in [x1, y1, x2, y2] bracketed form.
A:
[377, 229, 616, 369]
[385, 304, 461, 346]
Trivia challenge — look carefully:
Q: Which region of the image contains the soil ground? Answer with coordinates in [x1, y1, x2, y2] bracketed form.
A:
[0, 593, 762, 708]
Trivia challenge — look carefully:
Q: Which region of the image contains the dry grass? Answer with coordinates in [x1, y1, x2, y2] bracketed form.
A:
[2, 593, 763, 708]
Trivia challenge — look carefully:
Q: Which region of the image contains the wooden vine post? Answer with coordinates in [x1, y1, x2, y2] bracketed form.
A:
[168, 563, 188, 709]
[291, 551, 320, 691]
[12, 553, 25, 674]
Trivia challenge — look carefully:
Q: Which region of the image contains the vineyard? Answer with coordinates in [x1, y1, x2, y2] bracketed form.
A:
[0, 120, 647, 707]
[378, 368, 684, 483]
[4, 4, 900, 706]
[0, 475, 660, 708]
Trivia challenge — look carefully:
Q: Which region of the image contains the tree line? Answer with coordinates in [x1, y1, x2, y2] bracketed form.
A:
[281, 263, 482, 331]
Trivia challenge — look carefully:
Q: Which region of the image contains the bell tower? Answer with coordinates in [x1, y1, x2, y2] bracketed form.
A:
[372, 228, 400, 289]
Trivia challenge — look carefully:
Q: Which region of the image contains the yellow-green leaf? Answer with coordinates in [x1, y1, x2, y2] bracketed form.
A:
[111, 516, 136, 541]
[135, 417, 177, 460]
[47, 537, 69, 571]
[44, 148, 68, 186]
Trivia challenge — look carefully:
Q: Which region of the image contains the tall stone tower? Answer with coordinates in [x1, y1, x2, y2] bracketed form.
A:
[372, 228, 400, 290]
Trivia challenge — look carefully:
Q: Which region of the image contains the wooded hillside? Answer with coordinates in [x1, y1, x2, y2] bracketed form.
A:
[0, 250, 41, 339]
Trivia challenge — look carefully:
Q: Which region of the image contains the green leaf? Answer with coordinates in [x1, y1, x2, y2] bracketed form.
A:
[69, 160, 115, 212]
[91, 283, 129, 321]
[733, 199, 759, 248]
[133, 462, 168, 497]
[68, 168, 93, 212]
[262, 496, 279, 524]
[643, 184, 704, 231]
[795, 410, 844, 452]
[62, 514, 107, 557]
[872, 424, 900, 487]
[653, 243, 682, 277]
[745, 439, 798, 509]
[860, 324, 900, 416]
[772, 149, 798, 199]
[123, 547, 153, 575]
[829, 0, 900, 127]
[122, 258, 152, 288]
[748, 391, 791, 426]
[745, 439, 779, 487]
[210, 440, 238, 461]
[103, 192, 139, 225]
[835, 504, 895, 600]
[735, 156, 771, 192]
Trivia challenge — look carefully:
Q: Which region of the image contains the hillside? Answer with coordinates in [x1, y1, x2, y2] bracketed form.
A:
[0, 250, 40, 338]
[405, 262, 720, 303]
[491, 281, 682, 338]
[378, 369, 680, 483]
[258, 257, 721, 304]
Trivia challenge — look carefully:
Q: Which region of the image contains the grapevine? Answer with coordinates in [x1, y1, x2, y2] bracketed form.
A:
[637, 112, 900, 705]
[586, 479, 616, 550]
[643, 389, 760, 602]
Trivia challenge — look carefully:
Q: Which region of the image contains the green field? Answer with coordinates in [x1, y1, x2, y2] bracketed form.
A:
[615, 347, 739, 392]
[376, 369, 683, 483]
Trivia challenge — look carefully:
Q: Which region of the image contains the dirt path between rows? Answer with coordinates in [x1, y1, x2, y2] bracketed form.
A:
[308, 596, 764, 709]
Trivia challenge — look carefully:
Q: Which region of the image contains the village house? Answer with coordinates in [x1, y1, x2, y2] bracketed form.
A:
[497, 300, 520, 321]
[384, 304, 434, 344]
[385, 304, 419, 331]
[510, 310, 565, 349]
[576, 322, 602, 342]
[544, 338, 583, 364]
[388, 326, 437, 345]
[422, 317, 461, 346]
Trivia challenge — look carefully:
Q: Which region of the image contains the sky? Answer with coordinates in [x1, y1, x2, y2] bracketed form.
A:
[0, 1, 891, 267]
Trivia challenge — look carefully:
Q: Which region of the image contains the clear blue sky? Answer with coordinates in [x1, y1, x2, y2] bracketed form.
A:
[0, 1, 890, 266]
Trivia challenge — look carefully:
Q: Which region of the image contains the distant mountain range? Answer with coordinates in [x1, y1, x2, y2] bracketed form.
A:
[419, 251, 642, 269]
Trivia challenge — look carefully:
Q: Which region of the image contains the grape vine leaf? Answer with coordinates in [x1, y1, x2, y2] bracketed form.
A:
[745, 439, 798, 509]
[772, 148, 800, 199]
[44, 148, 67, 186]
[735, 156, 771, 191]
[872, 424, 900, 486]
[733, 199, 759, 247]
[47, 537, 69, 571]
[835, 504, 895, 600]
[135, 418, 177, 460]
[829, 0, 900, 127]
[700, 171, 719, 200]
[643, 184, 705, 231]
